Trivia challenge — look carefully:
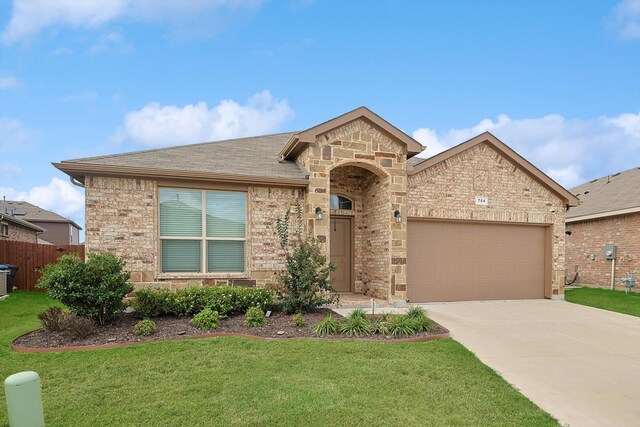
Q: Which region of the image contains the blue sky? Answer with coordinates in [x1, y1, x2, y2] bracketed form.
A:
[1, 0, 639, 238]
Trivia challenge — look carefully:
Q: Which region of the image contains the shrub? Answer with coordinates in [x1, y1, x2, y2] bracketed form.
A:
[37, 253, 133, 325]
[61, 315, 96, 340]
[370, 318, 391, 335]
[244, 306, 267, 327]
[341, 314, 371, 337]
[38, 306, 69, 332]
[274, 202, 338, 314]
[387, 314, 418, 337]
[133, 320, 157, 337]
[130, 288, 176, 318]
[406, 305, 438, 333]
[190, 308, 220, 331]
[349, 308, 368, 320]
[313, 315, 342, 335]
[131, 286, 274, 318]
[291, 313, 305, 327]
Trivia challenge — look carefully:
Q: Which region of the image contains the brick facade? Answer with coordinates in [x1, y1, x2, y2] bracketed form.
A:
[84, 175, 302, 290]
[407, 142, 567, 297]
[565, 212, 640, 291]
[82, 120, 569, 301]
[1, 221, 38, 243]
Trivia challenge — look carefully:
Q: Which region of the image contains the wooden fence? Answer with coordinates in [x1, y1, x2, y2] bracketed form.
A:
[0, 241, 85, 292]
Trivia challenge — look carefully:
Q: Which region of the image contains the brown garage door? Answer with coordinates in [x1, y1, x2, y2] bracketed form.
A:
[407, 220, 546, 302]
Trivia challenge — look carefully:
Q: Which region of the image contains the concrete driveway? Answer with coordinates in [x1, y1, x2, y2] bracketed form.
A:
[424, 300, 640, 427]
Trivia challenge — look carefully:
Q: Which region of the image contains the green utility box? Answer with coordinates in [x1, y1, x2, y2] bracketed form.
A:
[5, 371, 45, 427]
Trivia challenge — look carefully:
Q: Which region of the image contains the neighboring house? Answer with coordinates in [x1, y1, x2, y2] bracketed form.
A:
[0, 200, 82, 245]
[565, 167, 640, 291]
[54, 107, 578, 303]
[0, 212, 45, 243]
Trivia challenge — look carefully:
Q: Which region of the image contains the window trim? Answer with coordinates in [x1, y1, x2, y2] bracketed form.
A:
[158, 187, 248, 275]
[0, 222, 8, 237]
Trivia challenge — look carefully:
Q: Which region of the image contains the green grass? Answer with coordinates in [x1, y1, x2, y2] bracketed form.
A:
[0, 292, 557, 426]
[565, 287, 640, 317]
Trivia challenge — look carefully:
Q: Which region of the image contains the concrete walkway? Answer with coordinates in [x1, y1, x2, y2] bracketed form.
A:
[423, 300, 640, 427]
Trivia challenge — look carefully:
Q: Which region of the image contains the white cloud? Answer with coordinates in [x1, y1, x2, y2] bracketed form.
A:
[1, 0, 264, 44]
[611, 0, 640, 40]
[49, 46, 74, 56]
[412, 112, 640, 188]
[115, 91, 295, 147]
[1, 0, 127, 44]
[0, 177, 84, 222]
[0, 75, 19, 89]
[0, 118, 33, 151]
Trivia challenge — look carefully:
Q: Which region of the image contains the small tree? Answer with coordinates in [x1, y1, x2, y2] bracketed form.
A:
[275, 201, 338, 314]
[38, 252, 133, 325]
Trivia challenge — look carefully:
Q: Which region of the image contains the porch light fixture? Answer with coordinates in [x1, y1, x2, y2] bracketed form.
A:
[394, 210, 402, 223]
[315, 207, 324, 220]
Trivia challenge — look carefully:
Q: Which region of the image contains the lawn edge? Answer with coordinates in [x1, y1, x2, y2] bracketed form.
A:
[12, 328, 450, 353]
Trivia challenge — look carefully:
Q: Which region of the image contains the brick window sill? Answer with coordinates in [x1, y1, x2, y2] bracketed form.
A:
[156, 272, 250, 281]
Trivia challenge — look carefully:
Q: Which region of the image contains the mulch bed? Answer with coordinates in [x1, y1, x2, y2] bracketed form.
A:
[13, 309, 450, 352]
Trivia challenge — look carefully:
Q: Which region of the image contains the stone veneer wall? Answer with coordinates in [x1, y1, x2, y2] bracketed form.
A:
[298, 118, 407, 301]
[565, 212, 640, 291]
[85, 175, 302, 290]
[2, 222, 38, 243]
[407, 142, 567, 297]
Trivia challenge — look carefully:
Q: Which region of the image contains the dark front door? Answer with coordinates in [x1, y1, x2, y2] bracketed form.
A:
[330, 217, 352, 292]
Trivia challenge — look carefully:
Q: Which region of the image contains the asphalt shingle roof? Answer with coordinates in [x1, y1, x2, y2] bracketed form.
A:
[62, 132, 308, 180]
[0, 200, 81, 229]
[567, 167, 640, 219]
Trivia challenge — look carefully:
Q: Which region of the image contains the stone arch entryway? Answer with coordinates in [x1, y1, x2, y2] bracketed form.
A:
[328, 163, 391, 299]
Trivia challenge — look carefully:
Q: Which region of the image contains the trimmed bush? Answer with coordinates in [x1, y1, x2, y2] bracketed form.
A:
[37, 253, 133, 325]
[131, 286, 274, 318]
[244, 306, 267, 327]
[313, 315, 341, 336]
[61, 315, 96, 340]
[191, 308, 220, 331]
[133, 320, 157, 337]
[291, 313, 305, 327]
[130, 288, 176, 318]
[38, 306, 69, 332]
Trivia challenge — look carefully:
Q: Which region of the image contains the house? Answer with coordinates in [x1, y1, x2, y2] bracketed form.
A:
[565, 167, 640, 291]
[0, 200, 82, 245]
[0, 212, 45, 243]
[54, 107, 578, 303]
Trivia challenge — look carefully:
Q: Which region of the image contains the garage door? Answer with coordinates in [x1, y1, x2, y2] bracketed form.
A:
[407, 220, 546, 302]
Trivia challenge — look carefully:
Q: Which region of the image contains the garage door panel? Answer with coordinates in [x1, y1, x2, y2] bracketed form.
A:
[407, 220, 546, 302]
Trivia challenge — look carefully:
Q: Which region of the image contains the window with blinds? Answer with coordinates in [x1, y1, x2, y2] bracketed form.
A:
[159, 188, 246, 273]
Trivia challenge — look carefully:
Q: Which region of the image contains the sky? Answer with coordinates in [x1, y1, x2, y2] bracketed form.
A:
[0, 0, 639, 240]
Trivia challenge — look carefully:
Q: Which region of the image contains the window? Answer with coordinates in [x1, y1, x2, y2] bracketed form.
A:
[159, 188, 246, 273]
[330, 194, 353, 210]
[0, 222, 8, 237]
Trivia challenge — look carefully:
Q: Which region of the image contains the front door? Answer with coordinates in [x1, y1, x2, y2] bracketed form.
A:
[330, 217, 352, 292]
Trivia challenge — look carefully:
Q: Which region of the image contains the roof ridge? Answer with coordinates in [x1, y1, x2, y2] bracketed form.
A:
[62, 131, 299, 163]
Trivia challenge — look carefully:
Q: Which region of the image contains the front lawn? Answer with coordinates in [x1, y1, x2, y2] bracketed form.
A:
[0, 292, 557, 426]
[565, 287, 640, 317]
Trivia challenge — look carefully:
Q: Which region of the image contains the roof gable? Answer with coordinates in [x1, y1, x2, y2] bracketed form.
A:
[279, 107, 424, 160]
[0, 200, 81, 229]
[409, 132, 580, 207]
